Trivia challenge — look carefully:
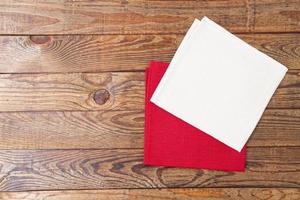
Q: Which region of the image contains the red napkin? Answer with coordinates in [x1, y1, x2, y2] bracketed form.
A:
[144, 61, 246, 171]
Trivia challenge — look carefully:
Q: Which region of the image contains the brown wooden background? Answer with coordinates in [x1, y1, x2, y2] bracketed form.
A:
[0, 0, 299, 199]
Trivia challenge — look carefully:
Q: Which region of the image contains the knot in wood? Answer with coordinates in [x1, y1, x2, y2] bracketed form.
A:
[93, 89, 110, 105]
[29, 36, 51, 44]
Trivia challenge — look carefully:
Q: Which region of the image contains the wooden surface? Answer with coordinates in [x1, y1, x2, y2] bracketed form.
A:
[1, 188, 299, 200]
[1, 34, 300, 73]
[0, 0, 300, 34]
[0, 0, 299, 199]
[0, 147, 299, 191]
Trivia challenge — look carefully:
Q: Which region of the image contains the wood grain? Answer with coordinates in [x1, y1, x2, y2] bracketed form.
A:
[249, 109, 300, 147]
[254, 0, 300, 33]
[0, 72, 144, 112]
[0, 110, 144, 149]
[0, 34, 299, 73]
[272, 70, 300, 109]
[0, 147, 298, 191]
[0, 0, 299, 34]
[0, 71, 298, 112]
[0, 109, 299, 149]
[1, 188, 299, 200]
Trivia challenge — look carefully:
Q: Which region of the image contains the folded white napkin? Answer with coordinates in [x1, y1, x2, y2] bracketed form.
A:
[151, 17, 288, 152]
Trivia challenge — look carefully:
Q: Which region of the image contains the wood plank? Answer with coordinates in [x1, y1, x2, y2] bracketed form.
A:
[254, 0, 300, 33]
[0, 188, 299, 200]
[0, 109, 299, 149]
[0, 0, 299, 34]
[272, 70, 300, 109]
[0, 72, 144, 112]
[249, 109, 300, 147]
[0, 110, 144, 149]
[0, 147, 299, 191]
[0, 34, 299, 73]
[0, 71, 298, 112]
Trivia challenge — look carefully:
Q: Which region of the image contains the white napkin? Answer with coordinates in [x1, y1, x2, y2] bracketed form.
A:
[151, 17, 287, 152]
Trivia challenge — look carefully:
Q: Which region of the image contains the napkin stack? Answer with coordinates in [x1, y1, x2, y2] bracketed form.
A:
[144, 17, 287, 171]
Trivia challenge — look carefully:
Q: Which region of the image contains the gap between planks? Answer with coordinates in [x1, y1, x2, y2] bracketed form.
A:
[3, 31, 300, 36]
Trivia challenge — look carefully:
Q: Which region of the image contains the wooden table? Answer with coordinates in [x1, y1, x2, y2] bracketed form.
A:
[0, 1, 299, 199]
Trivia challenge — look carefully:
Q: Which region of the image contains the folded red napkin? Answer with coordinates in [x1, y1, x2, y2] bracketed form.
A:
[144, 61, 246, 171]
